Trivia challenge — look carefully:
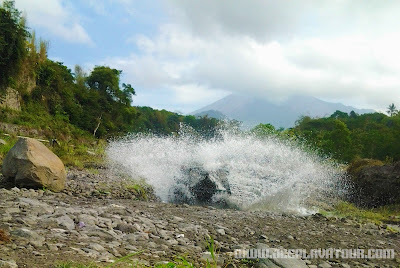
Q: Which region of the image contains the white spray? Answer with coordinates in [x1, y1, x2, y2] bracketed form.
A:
[106, 125, 346, 214]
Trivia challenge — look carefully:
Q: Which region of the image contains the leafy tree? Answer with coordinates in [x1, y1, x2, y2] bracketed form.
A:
[294, 110, 400, 162]
[349, 110, 358, 118]
[330, 110, 349, 119]
[74, 64, 86, 87]
[251, 123, 276, 137]
[387, 103, 398, 117]
[121, 83, 135, 106]
[0, 0, 29, 88]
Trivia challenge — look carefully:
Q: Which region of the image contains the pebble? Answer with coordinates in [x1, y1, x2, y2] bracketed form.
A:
[217, 228, 226, 235]
[318, 261, 332, 268]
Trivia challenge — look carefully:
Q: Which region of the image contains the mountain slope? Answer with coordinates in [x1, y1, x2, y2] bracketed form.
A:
[193, 94, 375, 128]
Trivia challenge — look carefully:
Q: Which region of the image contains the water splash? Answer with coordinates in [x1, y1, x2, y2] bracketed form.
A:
[106, 125, 346, 214]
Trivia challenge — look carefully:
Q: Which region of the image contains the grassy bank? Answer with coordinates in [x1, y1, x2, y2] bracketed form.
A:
[321, 201, 400, 226]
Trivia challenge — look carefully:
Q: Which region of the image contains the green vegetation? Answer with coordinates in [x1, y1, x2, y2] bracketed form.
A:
[124, 182, 152, 201]
[0, 0, 29, 88]
[321, 201, 400, 226]
[288, 111, 400, 163]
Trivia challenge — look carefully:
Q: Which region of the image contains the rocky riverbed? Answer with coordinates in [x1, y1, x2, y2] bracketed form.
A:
[0, 169, 399, 268]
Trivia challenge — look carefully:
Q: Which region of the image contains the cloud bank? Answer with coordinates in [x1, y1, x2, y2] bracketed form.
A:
[106, 0, 400, 111]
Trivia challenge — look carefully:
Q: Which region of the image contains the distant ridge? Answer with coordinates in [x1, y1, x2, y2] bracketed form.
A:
[193, 110, 227, 120]
[192, 94, 375, 128]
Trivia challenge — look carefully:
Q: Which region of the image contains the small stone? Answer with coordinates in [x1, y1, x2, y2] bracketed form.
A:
[340, 264, 351, 268]
[260, 234, 269, 240]
[165, 239, 179, 246]
[318, 261, 332, 268]
[217, 229, 226, 235]
[115, 223, 136, 233]
[56, 215, 75, 230]
[46, 243, 59, 251]
[89, 243, 105, 251]
[287, 235, 294, 240]
[173, 216, 184, 222]
[32, 251, 44, 256]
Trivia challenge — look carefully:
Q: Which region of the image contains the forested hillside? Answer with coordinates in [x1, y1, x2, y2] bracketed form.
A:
[0, 1, 219, 141]
[289, 111, 400, 163]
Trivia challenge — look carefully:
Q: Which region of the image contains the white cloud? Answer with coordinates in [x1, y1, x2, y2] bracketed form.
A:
[14, 0, 93, 45]
[98, 0, 400, 112]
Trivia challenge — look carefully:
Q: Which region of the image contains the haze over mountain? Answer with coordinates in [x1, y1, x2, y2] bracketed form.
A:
[193, 94, 375, 129]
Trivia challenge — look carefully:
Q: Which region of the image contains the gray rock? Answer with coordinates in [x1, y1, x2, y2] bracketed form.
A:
[89, 243, 105, 251]
[124, 232, 149, 242]
[115, 223, 136, 233]
[86, 229, 115, 241]
[18, 198, 54, 214]
[46, 243, 59, 251]
[2, 138, 66, 192]
[318, 261, 332, 268]
[0, 259, 18, 268]
[10, 228, 39, 239]
[165, 239, 179, 246]
[56, 215, 75, 230]
[216, 228, 226, 235]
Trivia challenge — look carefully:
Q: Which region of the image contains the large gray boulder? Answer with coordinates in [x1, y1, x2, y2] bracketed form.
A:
[2, 137, 66, 191]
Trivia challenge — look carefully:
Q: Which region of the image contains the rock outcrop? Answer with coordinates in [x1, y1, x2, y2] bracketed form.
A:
[348, 159, 400, 207]
[2, 137, 66, 191]
[0, 88, 21, 111]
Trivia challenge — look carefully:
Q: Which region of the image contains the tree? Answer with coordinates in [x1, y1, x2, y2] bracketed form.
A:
[74, 64, 86, 87]
[251, 123, 276, 137]
[0, 0, 29, 88]
[387, 103, 398, 117]
[349, 110, 358, 118]
[121, 83, 135, 106]
[330, 110, 349, 119]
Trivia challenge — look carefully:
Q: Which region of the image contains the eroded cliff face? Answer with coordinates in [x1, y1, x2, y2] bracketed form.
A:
[0, 88, 21, 111]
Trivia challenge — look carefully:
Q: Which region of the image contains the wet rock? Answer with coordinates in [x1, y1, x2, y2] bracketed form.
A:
[170, 165, 231, 206]
[348, 160, 400, 207]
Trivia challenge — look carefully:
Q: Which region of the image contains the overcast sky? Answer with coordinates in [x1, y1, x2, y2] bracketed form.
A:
[10, 0, 400, 113]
